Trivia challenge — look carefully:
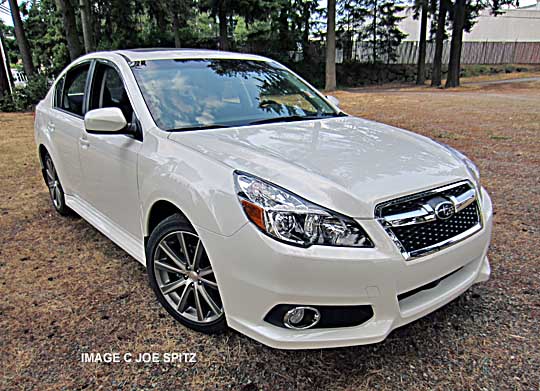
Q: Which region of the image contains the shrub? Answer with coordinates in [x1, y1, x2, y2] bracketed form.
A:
[0, 73, 50, 112]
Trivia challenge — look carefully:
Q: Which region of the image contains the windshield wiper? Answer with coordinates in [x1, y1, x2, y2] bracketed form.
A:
[169, 113, 346, 131]
[169, 124, 233, 132]
[248, 113, 339, 126]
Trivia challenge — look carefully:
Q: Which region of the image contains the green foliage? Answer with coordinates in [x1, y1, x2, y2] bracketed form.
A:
[459, 64, 532, 77]
[0, 0, 419, 108]
[0, 74, 50, 112]
[10, 0, 329, 68]
[359, 0, 407, 63]
[183, 12, 219, 46]
[284, 58, 326, 88]
[338, 0, 369, 60]
[337, 0, 407, 63]
[24, 0, 70, 76]
[0, 22, 18, 65]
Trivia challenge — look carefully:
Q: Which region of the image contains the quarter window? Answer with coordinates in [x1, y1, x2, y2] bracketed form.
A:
[53, 76, 65, 108]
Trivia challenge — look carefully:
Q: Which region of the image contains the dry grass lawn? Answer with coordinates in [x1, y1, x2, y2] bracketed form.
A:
[1, 79, 539, 390]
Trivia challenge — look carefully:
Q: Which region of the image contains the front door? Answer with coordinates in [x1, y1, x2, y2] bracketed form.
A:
[78, 61, 143, 242]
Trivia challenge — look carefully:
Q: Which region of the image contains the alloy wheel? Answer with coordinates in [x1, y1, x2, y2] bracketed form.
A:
[45, 156, 62, 209]
[153, 231, 223, 324]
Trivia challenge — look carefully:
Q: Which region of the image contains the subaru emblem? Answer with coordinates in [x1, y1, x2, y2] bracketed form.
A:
[434, 201, 455, 220]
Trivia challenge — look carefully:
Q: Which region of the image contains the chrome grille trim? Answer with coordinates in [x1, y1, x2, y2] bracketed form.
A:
[375, 181, 483, 260]
[383, 187, 476, 228]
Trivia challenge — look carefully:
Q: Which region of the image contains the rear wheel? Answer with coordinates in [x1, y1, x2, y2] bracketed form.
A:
[43, 153, 71, 216]
[146, 214, 226, 333]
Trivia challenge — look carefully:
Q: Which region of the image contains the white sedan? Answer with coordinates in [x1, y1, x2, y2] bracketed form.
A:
[34, 49, 492, 349]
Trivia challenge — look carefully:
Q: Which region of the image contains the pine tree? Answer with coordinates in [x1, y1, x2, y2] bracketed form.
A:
[444, 0, 519, 87]
[336, 0, 406, 64]
[337, 0, 368, 61]
[360, 0, 406, 64]
[431, 0, 449, 87]
[414, 0, 429, 84]
[24, 0, 70, 74]
[54, 0, 83, 60]
[7, 0, 35, 75]
[291, 0, 319, 55]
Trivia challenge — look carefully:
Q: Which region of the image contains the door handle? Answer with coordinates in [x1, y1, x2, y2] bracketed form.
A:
[79, 138, 90, 149]
[47, 121, 55, 132]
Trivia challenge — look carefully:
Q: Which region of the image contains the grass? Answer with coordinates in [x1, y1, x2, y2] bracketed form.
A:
[1, 79, 539, 390]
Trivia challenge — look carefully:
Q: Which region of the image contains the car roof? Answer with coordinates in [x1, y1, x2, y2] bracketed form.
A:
[112, 48, 272, 62]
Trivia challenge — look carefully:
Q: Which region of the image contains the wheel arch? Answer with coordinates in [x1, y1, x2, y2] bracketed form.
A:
[145, 199, 191, 239]
[38, 144, 48, 168]
[138, 137, 248, 241]
[37, 144, 50, 183]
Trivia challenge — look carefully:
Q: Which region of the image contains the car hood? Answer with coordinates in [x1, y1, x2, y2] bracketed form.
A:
[168, 117, 472, 218]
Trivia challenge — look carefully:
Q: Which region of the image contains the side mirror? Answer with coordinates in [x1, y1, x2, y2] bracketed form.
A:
[326, 95, 340, 108]
[84, 107, 127, 134]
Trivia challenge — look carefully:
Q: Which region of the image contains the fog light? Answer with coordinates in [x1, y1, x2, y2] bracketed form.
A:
[283, 306, 320, 330]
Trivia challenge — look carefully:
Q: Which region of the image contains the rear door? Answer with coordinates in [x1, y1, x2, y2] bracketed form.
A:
[49, 62, 92, 194]
[78, 60, 143, 241]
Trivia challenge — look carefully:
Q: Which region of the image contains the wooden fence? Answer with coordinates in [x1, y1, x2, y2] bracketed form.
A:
[346, 41, 540, 64]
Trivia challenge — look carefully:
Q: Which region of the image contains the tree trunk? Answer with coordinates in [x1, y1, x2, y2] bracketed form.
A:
[103, 4, 112, 40]
[7, 0, 35, 76]
[217, 1, 229, 51]
[445, 0, 466, 88]
[1, 31, 14, 89]
[79, 0, 96, 53]
[416, 0, 428, 85]
[302, 2, 310, 55]
[172, 12, 182, 48]
[431, 0, 447, 87]
[372, 0, 377, 63]
[343, 15, 352, 61]
[0, 60, 9, 98]
[93, 2, 102, 46]
[55, 0, 83, 61]
[0, 28, 14, 97]
[279, 7, 289, 50]
[325, 0, 336, 91]
[0, 34, 12, 97]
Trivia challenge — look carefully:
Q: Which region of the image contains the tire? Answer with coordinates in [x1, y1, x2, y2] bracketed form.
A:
[43, 152, 72, 216]
[146, 214, 226, 334]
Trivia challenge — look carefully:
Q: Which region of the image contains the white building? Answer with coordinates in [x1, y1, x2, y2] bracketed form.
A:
[399, 2, 540, 42]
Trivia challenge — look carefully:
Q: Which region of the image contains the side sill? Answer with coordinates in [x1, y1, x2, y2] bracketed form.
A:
[65, 194, 146, 265]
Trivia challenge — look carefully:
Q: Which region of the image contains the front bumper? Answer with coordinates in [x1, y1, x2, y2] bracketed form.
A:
[197, 188, 493, 349]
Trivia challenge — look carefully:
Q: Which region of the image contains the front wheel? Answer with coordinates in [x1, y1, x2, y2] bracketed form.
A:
[146, 214, 226, 334]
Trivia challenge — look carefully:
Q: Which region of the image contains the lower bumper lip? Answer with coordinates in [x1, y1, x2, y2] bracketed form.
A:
[229, 255, 491, 350]
[195, 188, 493, 349]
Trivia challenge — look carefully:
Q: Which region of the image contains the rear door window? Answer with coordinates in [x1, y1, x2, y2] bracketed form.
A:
[60, 63, 90, 116]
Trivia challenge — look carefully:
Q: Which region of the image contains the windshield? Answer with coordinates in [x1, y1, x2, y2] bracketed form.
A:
[131, 59, 339, 131]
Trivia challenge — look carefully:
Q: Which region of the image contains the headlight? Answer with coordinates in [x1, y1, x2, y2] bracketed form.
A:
[463, 157, 481, 189]
[234, 172, 373, 248]
[438, 142, 482, 191]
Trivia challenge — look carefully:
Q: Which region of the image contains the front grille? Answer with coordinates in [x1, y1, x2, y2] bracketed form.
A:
[391, 203, 479, 252]
[376, 181, 482, 259]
